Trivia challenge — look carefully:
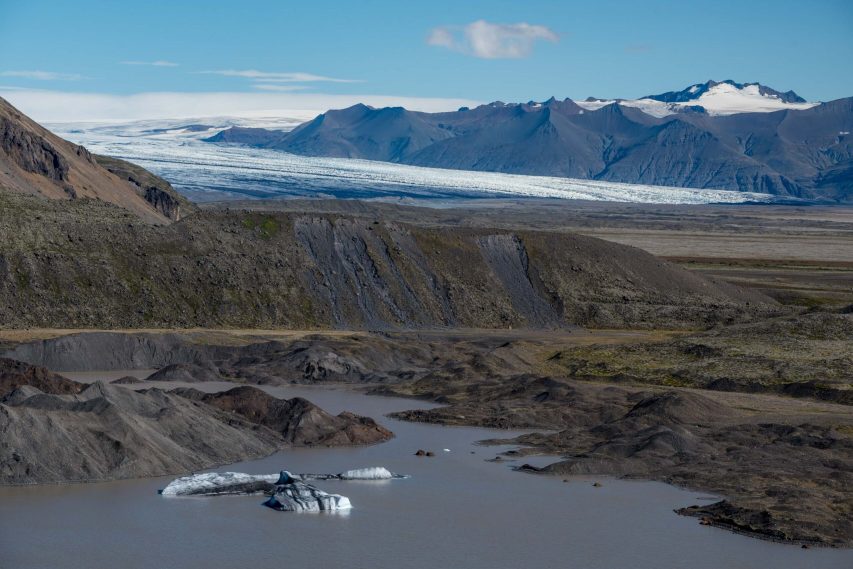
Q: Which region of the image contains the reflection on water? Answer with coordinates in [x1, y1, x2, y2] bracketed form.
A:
[1, 372, 850, 569]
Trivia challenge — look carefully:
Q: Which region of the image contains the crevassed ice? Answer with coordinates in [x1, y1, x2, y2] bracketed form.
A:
[50, 122, 780, 205]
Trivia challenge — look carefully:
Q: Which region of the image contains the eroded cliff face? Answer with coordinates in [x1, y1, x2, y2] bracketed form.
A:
[0, 194, 781, 330]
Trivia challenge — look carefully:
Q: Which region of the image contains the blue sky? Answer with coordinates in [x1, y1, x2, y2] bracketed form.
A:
[1, 0, 851, 120]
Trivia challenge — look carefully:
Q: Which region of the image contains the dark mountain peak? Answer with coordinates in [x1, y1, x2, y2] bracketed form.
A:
[646, 80, 807, 104]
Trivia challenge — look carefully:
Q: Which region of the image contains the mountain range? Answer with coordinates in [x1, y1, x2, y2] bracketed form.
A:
[206, 81, 852, 201]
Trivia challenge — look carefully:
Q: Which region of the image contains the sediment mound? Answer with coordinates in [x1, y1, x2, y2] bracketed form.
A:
[172, 386, 393, 446]
[0, 360, 393, 484]
[145, 362, 221, 383]
[623, 391, 735, 426]
[0, 357, 83, 398]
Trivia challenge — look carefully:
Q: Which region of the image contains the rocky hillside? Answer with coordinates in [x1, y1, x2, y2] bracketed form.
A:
[0, 96, 190, 222]
[0, 359, 392, 484]
[0, 191, 779, 330]
[208, 93, 853, 201]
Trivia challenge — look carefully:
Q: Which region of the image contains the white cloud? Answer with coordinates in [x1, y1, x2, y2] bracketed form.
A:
[120, 60, 180, 67]
[0, 70, 84, 81]
[198, 70, 362, 83]
[427, 20, 558, 59]
[0, 89, 481, 122]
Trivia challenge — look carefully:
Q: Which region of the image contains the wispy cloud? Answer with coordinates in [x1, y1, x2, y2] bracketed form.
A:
[252, 84, 310, 92]
[198, 70, 362, 83]
[120, 60, 180, 67]
[427, 20, 558, 59]
[0, 70, 84, 81]
[624, 44, 653, 54]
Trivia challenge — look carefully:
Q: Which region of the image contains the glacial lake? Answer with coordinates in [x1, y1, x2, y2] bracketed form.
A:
[1, 372, 850, 569]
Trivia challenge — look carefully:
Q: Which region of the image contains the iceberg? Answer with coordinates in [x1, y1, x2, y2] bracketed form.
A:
[160, 472, 278, 496]
[338, 467, 395, 480]
[160, 466, 406, 498]
[263, 473, 352, 512]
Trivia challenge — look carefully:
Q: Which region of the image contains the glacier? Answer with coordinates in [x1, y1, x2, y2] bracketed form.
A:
[48, 118, 780, 205]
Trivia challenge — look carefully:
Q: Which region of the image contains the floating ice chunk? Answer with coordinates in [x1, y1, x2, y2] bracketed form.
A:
[338, 467, 394, 480]
[160, 472, 278, 496]
[160, 466, 407, 496]
[443, 448, 451, 452]
[264, 480, 352, 512]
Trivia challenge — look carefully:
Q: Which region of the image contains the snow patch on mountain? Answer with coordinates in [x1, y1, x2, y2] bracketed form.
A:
[578, 81, 818, 116]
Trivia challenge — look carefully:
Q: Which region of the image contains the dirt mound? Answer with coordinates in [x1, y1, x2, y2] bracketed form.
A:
[145, 362, 221, 383]
[0, 357, 83, 398]
[0, 359, 393, 484]
[111, 376, 144, 385]
[623, 391, 736, 425]
[172, 386, 392, 446]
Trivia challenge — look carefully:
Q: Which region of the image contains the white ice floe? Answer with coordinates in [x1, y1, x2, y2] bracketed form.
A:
[160, 472, 277, 496]
[338, 467, 395, 480]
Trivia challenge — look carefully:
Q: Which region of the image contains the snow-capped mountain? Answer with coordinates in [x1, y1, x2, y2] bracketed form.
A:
[577, 80, 819, 117]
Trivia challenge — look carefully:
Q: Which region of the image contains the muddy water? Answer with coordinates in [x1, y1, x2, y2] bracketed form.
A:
[1, 372, 850, 569]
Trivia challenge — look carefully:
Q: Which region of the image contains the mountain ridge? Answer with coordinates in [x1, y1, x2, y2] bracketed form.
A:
[206, 85, 852, 201]
[0, 96, 191, 222]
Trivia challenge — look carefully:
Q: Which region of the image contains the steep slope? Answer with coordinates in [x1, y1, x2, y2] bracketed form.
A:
[0, 97, 188, 222]
[205, 88, 851, 200]
[0, 193, 780, 330]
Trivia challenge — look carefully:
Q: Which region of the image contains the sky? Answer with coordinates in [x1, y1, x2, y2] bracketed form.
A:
[1, 0, 852, 121]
